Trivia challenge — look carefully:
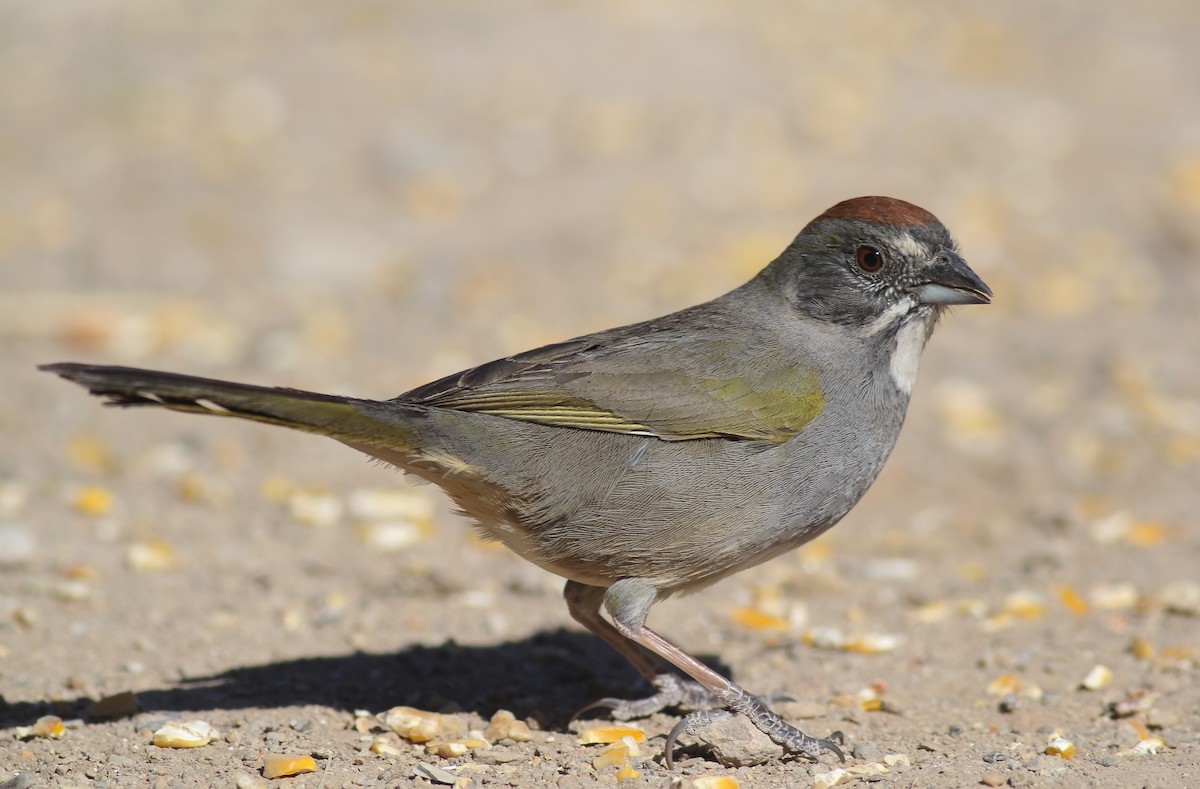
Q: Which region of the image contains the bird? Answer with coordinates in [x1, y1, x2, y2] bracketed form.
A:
[42, 196, 991, 766]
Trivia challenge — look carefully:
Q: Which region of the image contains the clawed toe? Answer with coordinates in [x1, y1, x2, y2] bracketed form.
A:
[575, 672, 844, 769]
[573, 673, 717, 722]
[663, 709, 735, 769]
[570, 696, 622, 720]
[816, 730, 846, 762]
[662, 701, 846, 768]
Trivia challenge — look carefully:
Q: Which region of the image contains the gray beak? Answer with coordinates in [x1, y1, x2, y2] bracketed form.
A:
[915, 252, 992, 305]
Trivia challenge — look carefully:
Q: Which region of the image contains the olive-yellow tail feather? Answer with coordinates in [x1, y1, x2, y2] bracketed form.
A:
[39, 363, 412, 451]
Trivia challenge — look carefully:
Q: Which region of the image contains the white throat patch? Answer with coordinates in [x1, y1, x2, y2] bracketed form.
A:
[890, 313, 931, 395]
[861, 297, 914, 338]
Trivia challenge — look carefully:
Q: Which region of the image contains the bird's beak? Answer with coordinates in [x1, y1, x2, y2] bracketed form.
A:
[915, 252, 992, 306]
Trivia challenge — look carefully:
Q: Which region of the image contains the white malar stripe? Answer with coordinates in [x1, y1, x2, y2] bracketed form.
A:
[889, 317, 928, 395]
[861, 297, 914, 338]
[193, 398, 231, 414]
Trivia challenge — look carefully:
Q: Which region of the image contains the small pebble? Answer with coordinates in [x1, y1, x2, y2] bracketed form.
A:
[0, 480, 29, 518]
[125, 540, 177, 571]
[1090, 583, 1139, 610]
[380, 705, 466, 744]
[474, 750, 524, 765]
[0, 775, 36, 789]
[358, 521, 422, 552]
[287, 490, 342, 527]
[852, 740, 881, 761]
[1024, 755, 1052, 772]
[348, 487, 435, 522]
[369, 736, 406, 757]
[484, 709, 532, 742]
[1126, 738, 1165, 756]
[689, 714, 778, 767]
[1110, 689, 1156, 718]
[412, 762, 459, 785]
[980, 772, 1006, 787]
[233, 771, 269, 789]
[1158, 582, 1200, 615]
[354, 709, 381, 734]
[0, 524, 35, 568]
[1080, 665, 1112, 690]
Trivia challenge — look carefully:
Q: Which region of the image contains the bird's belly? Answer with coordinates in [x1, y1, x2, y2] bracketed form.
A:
[408, 404, 903, 594]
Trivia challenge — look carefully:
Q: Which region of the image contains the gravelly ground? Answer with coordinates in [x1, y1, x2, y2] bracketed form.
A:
[2, 3, 1199, 788]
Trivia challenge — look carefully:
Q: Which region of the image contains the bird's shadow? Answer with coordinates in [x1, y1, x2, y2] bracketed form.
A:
[1, 628, 731, 730]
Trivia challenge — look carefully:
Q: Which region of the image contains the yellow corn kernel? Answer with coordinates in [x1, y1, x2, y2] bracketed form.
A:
[578, 726, 645, 745]
[1045, 737, 1076, 759]
[262, 754, 317, 778]
[74, 485, 114, 517]
[1129, 636, 1155, 660]
[731, 607, 789, 631]
[1055, 585, 1089, 616]
[32, 715, 66, 739]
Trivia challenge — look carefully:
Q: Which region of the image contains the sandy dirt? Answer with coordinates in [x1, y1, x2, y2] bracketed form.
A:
[2, 3, 1199, 788]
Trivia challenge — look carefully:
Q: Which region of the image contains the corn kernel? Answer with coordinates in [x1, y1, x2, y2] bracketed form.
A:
[74, 485, 114, 517]
[152, 720, 218, 748]
[1055, 585, 1089, 616]
[32, 715, 66, 739]
[615, 762, 640, 780]
[578, 726, 645, 745]
[1129, 636, 1155, 660]
[1080, 664, 1112, 690]
[1045, 737, 1076, 759]
[262, 754, 318, 778]
[731, 607, 789, 631]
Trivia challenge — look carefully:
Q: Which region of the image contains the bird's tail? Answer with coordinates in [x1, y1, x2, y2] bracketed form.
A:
[40, 363, 412, 451]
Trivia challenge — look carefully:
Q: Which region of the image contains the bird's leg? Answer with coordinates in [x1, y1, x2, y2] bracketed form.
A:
[603, 578, 845, 766]
[565, 580, 723, 719]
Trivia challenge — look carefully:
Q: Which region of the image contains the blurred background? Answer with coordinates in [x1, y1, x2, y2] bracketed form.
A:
[6, 0, 1199, 520]
[2, 0, 1199, 775]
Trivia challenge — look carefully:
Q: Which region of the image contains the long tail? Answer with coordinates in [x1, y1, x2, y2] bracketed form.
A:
[40, 363, 416, 452]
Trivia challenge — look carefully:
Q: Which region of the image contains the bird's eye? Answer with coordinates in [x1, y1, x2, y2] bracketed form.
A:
[856, 245, 885, 273]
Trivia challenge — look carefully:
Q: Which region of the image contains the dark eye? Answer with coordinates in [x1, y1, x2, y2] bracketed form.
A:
[857, 245, 885, 273]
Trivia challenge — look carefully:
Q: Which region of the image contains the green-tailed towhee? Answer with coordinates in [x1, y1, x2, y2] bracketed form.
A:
[42, 196, 991, 766]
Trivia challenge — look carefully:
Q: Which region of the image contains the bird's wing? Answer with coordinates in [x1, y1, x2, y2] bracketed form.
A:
[401, 310, 826, 443]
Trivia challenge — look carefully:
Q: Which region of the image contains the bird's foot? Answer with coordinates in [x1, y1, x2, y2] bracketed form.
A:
[664, 708, 734, 769]
[575, 673, 718, 720]
[576, 672, 793, 720]
[663, 689, 844, 768]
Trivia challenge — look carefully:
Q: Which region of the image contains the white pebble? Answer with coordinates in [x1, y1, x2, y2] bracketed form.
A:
[0, 524, 36, 568]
